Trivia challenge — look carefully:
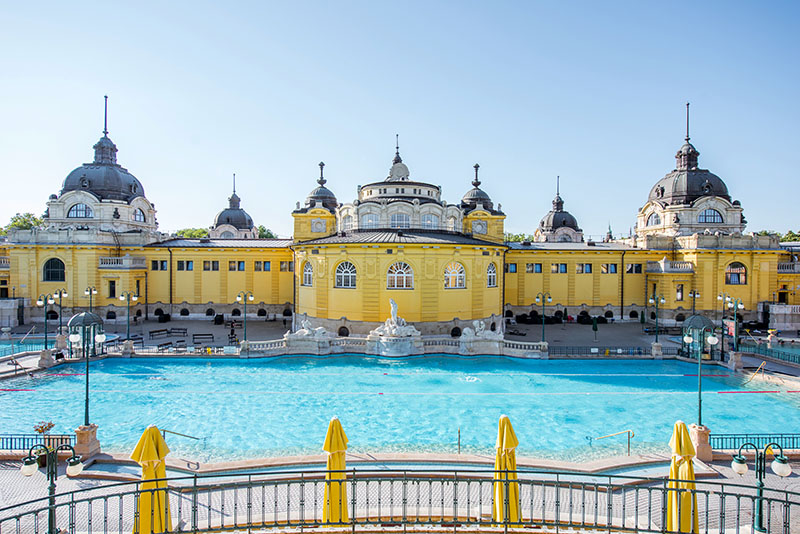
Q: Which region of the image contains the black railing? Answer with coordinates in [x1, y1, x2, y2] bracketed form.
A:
[711, 433, 800, 451]
[548, 346, 655, 356]
[1, 468, 798, 533]
[0, 433, 75, 450]
[740, 342, 800, 365]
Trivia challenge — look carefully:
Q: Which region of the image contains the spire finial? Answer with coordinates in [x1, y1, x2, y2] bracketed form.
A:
[233, 173, 236, 194]
[318, 161, 326, 186]
[472, 163, 481, 187]
[103, 95, 109, 136]
[685, 101, 690, 142]
[395, 134, 399, 154]
[556, 175, 560, 196]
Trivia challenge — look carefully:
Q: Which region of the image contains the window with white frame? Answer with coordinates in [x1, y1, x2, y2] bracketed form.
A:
[487, 263, 497, 287]
[390, 213, 410, 228]
[698, 209, 723, 224]
[335, 261, 357, 288]
[646, 212, 661, 226]
[302, 262, 313, 286]
[387, 262, 414, 289]
[133, 208, 146, 222]
[341, 215, 353, 231]
[67, 203, 93, 218]
[421, 213, 440, 229]
[361, 214, 378, 229]
[444, 262, 466, 289]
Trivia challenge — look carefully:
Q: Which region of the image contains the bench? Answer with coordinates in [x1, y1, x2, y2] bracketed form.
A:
[193, 333, 214, 344]
[169, 327, 188, 337]
[157, 341, 173, 352]
[149, 329, 169, 340]
[174, 340, 187, 353]
[225, 321, 243, 329]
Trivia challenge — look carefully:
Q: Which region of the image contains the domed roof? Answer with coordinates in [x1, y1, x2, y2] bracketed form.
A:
[539, 194, 580, 231]
[648, 104, 731, 206]
[303, 162, 338, 211]
[683, 314, 715, 330]
[213, 177, 255, 230]
[61, 135, 146, 202]
[460, 164, 495, 211]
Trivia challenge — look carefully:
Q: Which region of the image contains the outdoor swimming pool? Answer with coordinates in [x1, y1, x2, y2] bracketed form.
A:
[2, 355, 799, 461]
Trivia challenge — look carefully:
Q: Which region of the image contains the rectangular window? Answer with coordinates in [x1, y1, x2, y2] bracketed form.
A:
[555, 263, 566, 273]
[160, 260, 167, 271]
[254, 261, 262, 272]
[584, 263, 592, 274]
[526, 263, 536, 273]
[177, 261, 185, 271]
[535, 263, 542, 273]
[204, 260, 219, 271]
[229, 261, 237, 271]
[263, 261, 270, 271]
[626, 263, 643, 274]
[135, 280, 140, 296]
[186, 260, 193, 271]
[212, 261, 219, 271]
[238, 261, 245, 271]
[576, 264, 583, 274]
[505, 263, 517, 273]
[676, 284, 684, 301]
[280, 261, 294, 272]
[151, 260, 159, 271]
[601, 264, 618, 274]
[108, 280, 116, 298]
[203, 261, 210, 271]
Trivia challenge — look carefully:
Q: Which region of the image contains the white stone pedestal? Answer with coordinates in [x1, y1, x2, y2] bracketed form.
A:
[55, 334, 68, 351]
[728, 351, 743, 371]
[74, 424, 101, 459]
[38, 349, 55, 368]
[651, 342, 663, 358]
[689, 423, 712, 462]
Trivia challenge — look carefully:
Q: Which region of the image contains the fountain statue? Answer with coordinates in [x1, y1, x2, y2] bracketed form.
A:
[369, 299, 421, 337]
[366, 299, 423, 356]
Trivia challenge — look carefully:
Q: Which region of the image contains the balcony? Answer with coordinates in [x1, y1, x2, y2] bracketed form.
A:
[646, 258, 694, 274]
[778, 262, 800, 274]
[98, 255, 147, 270]
[0, 257, 8, 270]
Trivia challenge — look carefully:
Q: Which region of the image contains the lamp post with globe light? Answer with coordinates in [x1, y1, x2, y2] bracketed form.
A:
[534, 292, 552, 342]
[236, 290, 255, 342]
[36, 293, 56, 349]
[119, 291, 138, 340]
[68, 312, 105, 426]
[648, 293, 666, 343]
[731, 442, 792, 533]
[727, 297, 745, 351]
[688, 289, 700, 314]
[682, 328, 718, 426]
[20, 443, 84, 534]
[84, 286, 97, 312]
[52, 288, 68, 334]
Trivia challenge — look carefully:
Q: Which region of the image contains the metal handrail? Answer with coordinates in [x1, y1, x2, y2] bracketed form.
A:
[2, 467, 798, 533]
[594, 429, 635, 456]
[161, 428, 200, 440]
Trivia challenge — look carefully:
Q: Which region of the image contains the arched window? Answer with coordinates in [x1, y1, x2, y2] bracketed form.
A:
[558, 234, 572, 242]
[447, 217, 457, 231]
[361, 214, 378, 229]
[444, 262, 466, 289]
[390, 213, 410, 229]
[220, 231, 234, 238]
[302, 262, 313, 286]
[335, 261, 357, 288]
[133, 208, 146, 222]
[341, 215, 353, 231]
[387, 262, 414, 289]
[487, 263, 497, 288]
[646, 212, 661, 226]
[43, 258, 65, 282]
[725, 262, 747, 285]
[67, 204, 93, 218]
[698, 209, 723, 224]
[421, 214, 440, 229]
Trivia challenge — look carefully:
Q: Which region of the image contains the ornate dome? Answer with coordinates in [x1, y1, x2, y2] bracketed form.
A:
[213, 192, 254, 230]
[539, 194, 580, 231]
[61, 135, 146, 202]
[304, 162, 338, 211]
[60, 98, 146, 203]
[647, 104, 731, 206]
[460, 164, 495, 211]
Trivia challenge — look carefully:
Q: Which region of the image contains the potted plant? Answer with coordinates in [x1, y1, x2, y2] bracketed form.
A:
[33, 421, 55, 467]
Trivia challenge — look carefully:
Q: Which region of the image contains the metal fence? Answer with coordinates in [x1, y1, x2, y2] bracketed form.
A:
[548, 346, 656, 356]
[710, 433, 800, 451]
[1, 468, 797, 533]
[739, 342, 800, 366]
[0, 434, 75, 451]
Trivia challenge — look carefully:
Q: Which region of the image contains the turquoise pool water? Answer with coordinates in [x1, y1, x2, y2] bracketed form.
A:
[2, 356, 799, 461]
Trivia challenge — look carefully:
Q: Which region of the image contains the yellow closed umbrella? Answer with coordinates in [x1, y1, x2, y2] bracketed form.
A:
[667, 421, 698, 533]
[492, 414, 520, 524]
[323, 417, 349, 524]
[130, 425, 172, 534]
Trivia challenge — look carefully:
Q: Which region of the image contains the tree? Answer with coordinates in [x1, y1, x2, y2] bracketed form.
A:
[258, 225, 276, 238]
[4, 212, 44, 233]
[176, 228, 209, 238]
[504, 232, 535, 243]
[782, 230, 800, 242]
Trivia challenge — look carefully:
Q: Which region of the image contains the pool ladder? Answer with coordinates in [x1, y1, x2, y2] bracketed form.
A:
[591, 429, 635, 456]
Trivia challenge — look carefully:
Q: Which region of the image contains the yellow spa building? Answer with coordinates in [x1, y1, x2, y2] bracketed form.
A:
[2, 111, 799, 335]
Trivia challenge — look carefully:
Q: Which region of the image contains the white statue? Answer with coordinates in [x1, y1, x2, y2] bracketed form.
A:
[390, 299, 399, 325]
[370, 299, 421, 337]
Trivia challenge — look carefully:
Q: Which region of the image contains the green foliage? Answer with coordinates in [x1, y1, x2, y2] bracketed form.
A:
[504, 232, 535, 243]
[782, 230, 800, 242]
[4, 212, 44, 233]
[176, 228, 209, 238]
[257, 225, 276, 238]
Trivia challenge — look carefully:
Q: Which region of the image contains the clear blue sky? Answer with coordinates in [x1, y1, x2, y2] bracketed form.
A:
[1, 1, 798, 239]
